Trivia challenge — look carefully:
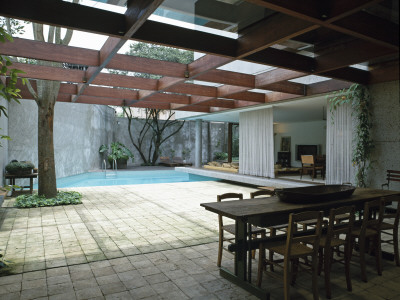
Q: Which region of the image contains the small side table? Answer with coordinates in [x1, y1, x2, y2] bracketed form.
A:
[5, 173, 38, 194]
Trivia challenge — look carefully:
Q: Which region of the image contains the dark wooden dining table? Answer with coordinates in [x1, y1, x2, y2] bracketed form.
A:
[200, 188, 400, 299]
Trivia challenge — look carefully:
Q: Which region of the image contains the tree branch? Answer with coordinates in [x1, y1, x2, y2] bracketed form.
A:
[32, 23, 45, 42]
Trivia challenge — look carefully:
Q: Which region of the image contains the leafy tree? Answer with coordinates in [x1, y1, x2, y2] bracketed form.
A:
[123, 107, 184, 165]
[122, 42, 193, 165]
[0, 18, 26, 146]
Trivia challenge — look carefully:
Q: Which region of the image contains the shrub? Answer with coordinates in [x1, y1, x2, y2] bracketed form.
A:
[214, 152, 228, 160]
[15, 191, 82, 208]
[5, 161, 35, 175]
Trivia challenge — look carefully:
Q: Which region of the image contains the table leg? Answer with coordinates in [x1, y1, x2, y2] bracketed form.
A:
[30, 177, 33, 194]
[219, 219, 269, 299]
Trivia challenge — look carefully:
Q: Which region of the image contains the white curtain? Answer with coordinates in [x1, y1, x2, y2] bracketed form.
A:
[326, 103, 354, 184]
[239, 108, 275, 178]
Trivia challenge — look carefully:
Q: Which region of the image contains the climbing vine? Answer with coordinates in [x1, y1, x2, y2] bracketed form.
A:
[328, 83, 374, 187]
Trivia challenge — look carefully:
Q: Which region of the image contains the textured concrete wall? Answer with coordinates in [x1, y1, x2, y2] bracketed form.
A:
[7, 99, 115, 185]
[114, 118, 226, 166]
[368, 80, 400, 190]
[0, 97, 9, 185]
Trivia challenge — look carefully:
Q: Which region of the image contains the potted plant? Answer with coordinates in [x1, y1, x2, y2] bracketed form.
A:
[5, 160, 35, 175]
[182, 148, 191, 163]
[99, 142, 134, 169]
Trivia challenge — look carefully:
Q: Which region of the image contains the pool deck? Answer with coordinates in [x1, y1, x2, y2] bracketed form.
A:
[1, 180, 400, 299]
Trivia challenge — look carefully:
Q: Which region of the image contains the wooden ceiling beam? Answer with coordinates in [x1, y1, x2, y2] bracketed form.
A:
[307, 79, 352, 95]
[315, 39, 397, 73]
[0, 0, 126, 37]
[171, 103, 210, 112]
[226, 91, 266, 103]
[244, 47, 315, 73]
[132, 101, 171, 110]
[237, 13, 319, 57]
[142, 93, 190, 105]
[330, 11, 399, 50]
[244, 0, 394, 49]
[265, 92, 300, 103]
[319, 67, 370, 84]
[74, 0, 163, 102]
[194, 69, 255, 88]
[75, 95, 125, 106]
[0, 37, 99, 66]
[189, 55, 232, 77]
[369, 61, 400, 84]
[256, 69, 307, 86]
[262, 81, 305, 95]
[133, 21, 237, 57]
[166, 83, 217, 98]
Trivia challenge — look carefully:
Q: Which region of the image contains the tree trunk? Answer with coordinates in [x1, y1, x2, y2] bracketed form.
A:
[37, 80, 59, 198]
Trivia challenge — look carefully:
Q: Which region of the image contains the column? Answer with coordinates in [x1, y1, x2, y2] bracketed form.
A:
[195, 119, 202, 168]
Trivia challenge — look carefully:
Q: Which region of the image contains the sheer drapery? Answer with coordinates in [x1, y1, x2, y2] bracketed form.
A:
[239, 108, 275, 178]
[326, 103, 354, 184]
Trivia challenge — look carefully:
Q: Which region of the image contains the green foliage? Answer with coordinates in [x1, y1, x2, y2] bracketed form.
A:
[5, 161, 35, 174]
[214, 151, 228, 160]
[327, 83, 373, 187]
[0, 22, 26, 146]
[99, 142, 134, 162]
[15, 191, 82, 208]
[181, 148, 191, 160]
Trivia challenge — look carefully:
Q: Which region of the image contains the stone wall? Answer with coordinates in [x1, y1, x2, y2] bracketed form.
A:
[114, 117, 226, 166]
[0, 97, 9, 185]
[368, 80, 400, 190]
[5, 99, 115, 185]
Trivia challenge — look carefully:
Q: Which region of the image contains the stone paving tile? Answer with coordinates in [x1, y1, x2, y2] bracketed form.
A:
[1, 181, 400, 299]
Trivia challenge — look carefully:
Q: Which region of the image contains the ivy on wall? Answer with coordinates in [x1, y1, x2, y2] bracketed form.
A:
[328, 83, 374, 187]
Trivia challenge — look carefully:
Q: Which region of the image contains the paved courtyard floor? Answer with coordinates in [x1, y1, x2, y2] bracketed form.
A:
[0, 180, 400, 299]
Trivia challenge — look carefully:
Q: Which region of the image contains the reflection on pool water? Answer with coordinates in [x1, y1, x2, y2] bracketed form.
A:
[34, 170, 219, 188]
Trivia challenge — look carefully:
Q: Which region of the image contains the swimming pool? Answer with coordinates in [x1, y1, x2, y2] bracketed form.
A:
[34, 170, 219, 188]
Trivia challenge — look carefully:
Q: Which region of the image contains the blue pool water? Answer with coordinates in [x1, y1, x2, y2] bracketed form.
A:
[34, 170, 219, 188]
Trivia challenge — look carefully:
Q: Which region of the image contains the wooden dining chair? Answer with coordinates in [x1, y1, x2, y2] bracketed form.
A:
[378, 195, 400, 267]
[250, 189, 286, 271]
[319, 205, 355, 299]
[257, 210, 323, 300]
[217, 193, 266, 267]
[300, 155, 324, 180]
[350, 199, 383, 282]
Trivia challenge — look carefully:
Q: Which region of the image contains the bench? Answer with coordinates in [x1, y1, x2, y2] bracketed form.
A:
[382, 170, 400, 189]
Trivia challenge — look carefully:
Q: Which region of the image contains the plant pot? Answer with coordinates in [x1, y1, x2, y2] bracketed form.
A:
[7, 169, 33, 176]
[108, 157, 128, 169]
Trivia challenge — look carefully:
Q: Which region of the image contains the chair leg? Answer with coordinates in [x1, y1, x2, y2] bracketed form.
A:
[344, 241, 352, 292]
[257, 243, 265, 287]
[375, 235, 382, 276]
[217, 231, 223, 267]
[311, 254, 319, 300]
[359, 238, 368, 282]
[318, 248, 323, 275]
[283, 257, 291, 300]
[324, 247, 332, 299]
[394, 227, 400, 266]
[269, 228, 276, 272]
[290, 258, 299, 285]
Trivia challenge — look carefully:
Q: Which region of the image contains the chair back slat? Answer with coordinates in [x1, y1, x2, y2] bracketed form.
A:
[217, 193, 243, 228]
[285, 211, 323, 257]
[360, 199, 383, 233]
[325, 205, 355, 247]
[250, 190, 275, 198]
[381, 195, 400, 226]
[301, 155, 314, 165]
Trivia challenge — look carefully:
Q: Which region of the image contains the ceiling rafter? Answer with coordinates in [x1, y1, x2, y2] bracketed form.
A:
[0, 0, 398, 114]
[73, 0, 164, 102]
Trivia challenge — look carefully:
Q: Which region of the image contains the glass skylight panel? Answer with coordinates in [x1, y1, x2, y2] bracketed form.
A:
[248, 89, 273, 94]
[218, 60, 276, 75]
[65, 0, 126, 13]
[289, 75, 330, 85]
